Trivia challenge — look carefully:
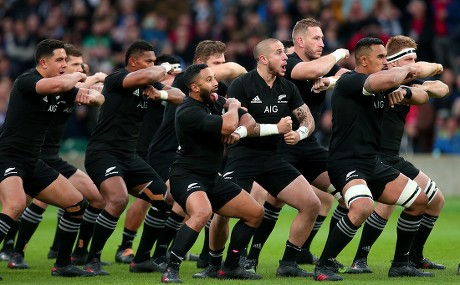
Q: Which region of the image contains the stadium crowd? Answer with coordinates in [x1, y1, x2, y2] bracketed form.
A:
[0, 0, 459, 154]
[0, 0, 457, 283]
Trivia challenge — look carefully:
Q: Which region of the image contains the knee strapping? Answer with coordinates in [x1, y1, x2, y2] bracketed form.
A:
[63, 198, 88, 217]
[396, 179, 420, 208]
[344, 185, 373, 208]
[326, 184, 342, 200]
[424, 179, 438, 204]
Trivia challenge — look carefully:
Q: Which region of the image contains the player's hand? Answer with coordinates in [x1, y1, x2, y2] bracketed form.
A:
[93, 72, 108, 83]
[224, 97, 241, 110]
[90, 82, 104, 93]
[283, 130, 300, 145]
[312, 77, 328, 93]
[387, 87, 406, 108]
[75, 88, 98, 105]
[223, 132, 241, 145]
[143, 85, 162, 100]
[277, 116, 292, 134]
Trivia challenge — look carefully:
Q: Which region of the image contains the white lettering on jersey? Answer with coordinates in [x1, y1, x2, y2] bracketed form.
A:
[47, 105, 58, 112]
[264, 105, 278, 113]
[137, 101, 148, 109]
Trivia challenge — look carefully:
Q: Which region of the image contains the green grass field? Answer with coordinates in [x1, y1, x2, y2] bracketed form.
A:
[1, 196, 459, 284]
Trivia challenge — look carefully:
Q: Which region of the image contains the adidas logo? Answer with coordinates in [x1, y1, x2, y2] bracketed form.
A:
[250, 96, 262, 104]
[105, 166, 118, 176]
[133, 89, 140, 97]
[4, 167, 17, 176]
[252, 243, 262, 249]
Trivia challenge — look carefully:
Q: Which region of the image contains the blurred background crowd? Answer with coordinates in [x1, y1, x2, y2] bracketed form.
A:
[0, 0, 459, 155]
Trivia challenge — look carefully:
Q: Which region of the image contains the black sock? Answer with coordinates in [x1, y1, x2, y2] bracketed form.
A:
[410, 214, 438, 261]
[318, 215, 358, 266]
[209, 248, 224, 267]
[281, 240, 302, 262]
[0, 213, 16, 244]
[55, 214, 82, 267]
[50, 208, 64, 251]
[86, 210, 118, 262]
[393, 211, 422, 263]
[224, 221, 256, 269]
[14, 203, 46, 256]
[329, 205, 348, 234]
[353, 211, 387, 261]
[121, 228, 137, 249]
[168, 224, 199, 265]
[199, 217, 212, 260]
[152, 211, 183, 259]
[247, 202, 281, 261]
[1, 219, 19, 252]
[133, 207, 168, 262]
[302, 215, 326, 251]
[73, 205, 102, 255]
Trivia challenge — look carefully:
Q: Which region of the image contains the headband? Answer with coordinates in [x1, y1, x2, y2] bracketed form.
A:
[386, 48, 416, 63]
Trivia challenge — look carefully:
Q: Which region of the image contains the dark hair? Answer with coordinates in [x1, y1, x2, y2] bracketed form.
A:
[281, 40, 294, 50]
[155, 54, 181, 65]
[125, 40, 154, 66]
[354, 37, 384, 61]
[34, 39, 65, 65]
[63, 43, 82, 58]
[184, 64, 208, 91]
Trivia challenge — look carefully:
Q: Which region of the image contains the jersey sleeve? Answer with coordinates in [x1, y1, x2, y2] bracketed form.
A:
[288, 81, 305, 110]
[18, 73, 42, 96]
[178, 105, 223, 135]
[227, 77, 250, 108]
[337, 72, 368, 98]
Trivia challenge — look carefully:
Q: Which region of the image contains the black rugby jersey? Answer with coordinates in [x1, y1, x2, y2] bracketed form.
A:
[380, 79, 423, 156]
[0, 68, 77, 160]
[285, 52, 340, 133]
[148, 72, 227, 159]
[172, 96, 224, 175]
[136, 100, 164, 160]
[227, 69, 304, 150]
[328, 71, 386, 162]
[86, 68, 164, 156]
[40, 93, 78, 160]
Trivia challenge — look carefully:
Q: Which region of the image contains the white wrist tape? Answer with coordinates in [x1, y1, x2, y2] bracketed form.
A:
[326, 77, 338, 90]
[259, 124, 279, 137]
[161, 62, 172, 74]
[296, 126, 309, 140]
[159, 90, 169, 100]
[331, 49, 347, 62]
[171, 63, 182, 73]
[233, 126, 248, 138]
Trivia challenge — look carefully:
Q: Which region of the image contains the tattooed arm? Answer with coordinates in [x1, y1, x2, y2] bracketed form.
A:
[284, 104, 315, 145]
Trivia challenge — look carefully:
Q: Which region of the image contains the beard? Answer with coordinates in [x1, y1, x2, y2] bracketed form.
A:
[200, 88, 213, 105]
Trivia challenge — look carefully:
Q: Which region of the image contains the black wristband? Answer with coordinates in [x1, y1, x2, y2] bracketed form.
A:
[403, 86, 412, 99]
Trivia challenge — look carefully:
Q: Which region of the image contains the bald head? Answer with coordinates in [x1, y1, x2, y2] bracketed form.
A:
[253, 38, 281, 62]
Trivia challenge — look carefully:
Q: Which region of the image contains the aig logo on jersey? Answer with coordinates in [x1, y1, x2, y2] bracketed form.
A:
[278, 94, 288, 103]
